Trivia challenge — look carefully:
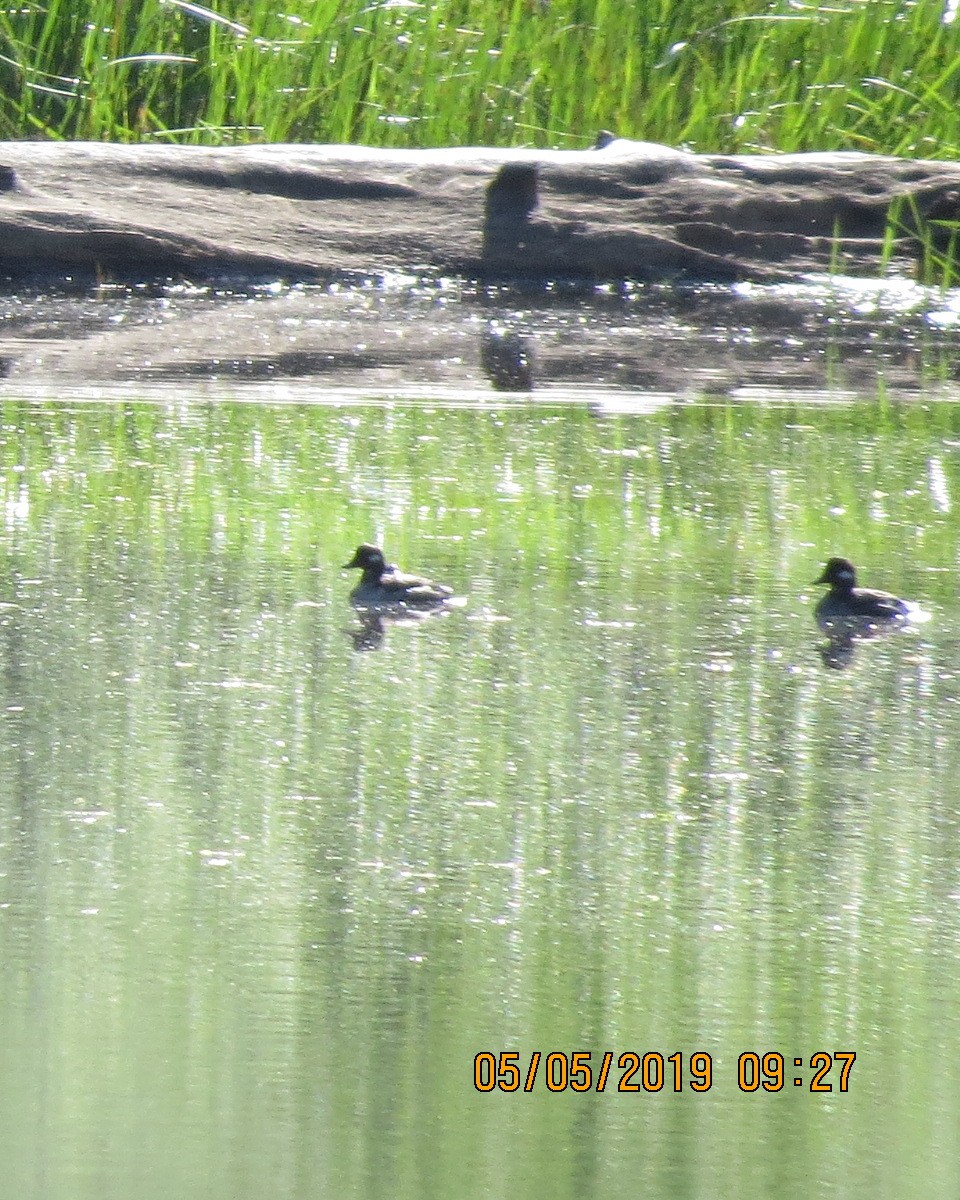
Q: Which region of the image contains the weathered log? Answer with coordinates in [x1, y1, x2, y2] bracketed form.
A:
[0, 139, 957, 282]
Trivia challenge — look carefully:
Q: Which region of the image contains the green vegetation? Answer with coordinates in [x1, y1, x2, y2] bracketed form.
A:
[0, 0, 958, 152]
[879, 194, 960, 290]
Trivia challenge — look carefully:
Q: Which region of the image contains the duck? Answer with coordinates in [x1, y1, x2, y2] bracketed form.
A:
[342, 544, 462, 609]
[812, 557, 917, 631]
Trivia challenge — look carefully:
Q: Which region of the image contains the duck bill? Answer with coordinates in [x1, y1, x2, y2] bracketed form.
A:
[342, 552, 363, 569]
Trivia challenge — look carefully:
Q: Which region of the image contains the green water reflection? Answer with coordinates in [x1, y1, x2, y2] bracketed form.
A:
[0, 398, 958, 1199]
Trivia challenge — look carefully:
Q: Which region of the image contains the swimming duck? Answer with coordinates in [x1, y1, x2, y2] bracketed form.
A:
[812, 557, 915, 631]
[342, 544, 461, 609]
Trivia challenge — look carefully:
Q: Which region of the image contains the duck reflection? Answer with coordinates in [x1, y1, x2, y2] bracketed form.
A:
[816, 623, 872, 670]
[345, 606, 454, 652]
[818, 629, 857, 670]
[816, 617, 924, 670]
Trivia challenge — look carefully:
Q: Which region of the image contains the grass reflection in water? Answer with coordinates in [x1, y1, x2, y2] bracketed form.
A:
[0, 396, 956, 1200]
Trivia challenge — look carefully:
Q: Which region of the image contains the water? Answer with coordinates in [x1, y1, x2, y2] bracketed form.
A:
[0, 285, 959, 1199]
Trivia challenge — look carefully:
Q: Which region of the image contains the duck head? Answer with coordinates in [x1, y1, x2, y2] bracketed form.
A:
[814, 557, 857, 589]
[343, 544, 387, 572]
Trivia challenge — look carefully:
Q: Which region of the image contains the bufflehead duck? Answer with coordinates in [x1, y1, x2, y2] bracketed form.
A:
[342, 544, 462, 609]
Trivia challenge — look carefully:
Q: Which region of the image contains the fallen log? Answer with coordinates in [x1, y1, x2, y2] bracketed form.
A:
[0, 139, 957, 283]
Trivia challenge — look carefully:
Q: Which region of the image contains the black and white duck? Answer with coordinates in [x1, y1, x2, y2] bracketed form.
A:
[812, 557, 923, 632]
[342, 544, 463, 609]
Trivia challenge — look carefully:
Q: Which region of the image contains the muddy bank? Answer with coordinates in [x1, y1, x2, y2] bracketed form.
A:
[1, 140, 960, 283]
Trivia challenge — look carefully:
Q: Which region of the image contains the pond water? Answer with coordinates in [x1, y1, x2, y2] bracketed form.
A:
[0, 282, 959, 1199]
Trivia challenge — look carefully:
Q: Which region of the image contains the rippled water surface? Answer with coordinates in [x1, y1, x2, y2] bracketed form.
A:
[0, 283, 959, 1200]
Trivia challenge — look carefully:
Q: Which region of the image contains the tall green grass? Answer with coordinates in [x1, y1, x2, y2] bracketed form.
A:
[0, 0, 958, 151]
